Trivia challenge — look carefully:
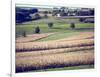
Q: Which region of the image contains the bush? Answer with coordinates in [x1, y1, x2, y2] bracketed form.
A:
[48, 22, 53, 28]
[22, 31, 27, 37]
[70, 23, 75, 29]
[34, 26, 40, 33]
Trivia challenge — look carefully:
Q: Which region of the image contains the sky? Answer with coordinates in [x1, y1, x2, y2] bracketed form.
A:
[15, 0, 94, 9]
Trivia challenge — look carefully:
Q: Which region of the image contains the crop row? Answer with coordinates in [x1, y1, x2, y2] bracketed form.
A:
[16, 46, 94, 58]
[16, 50, 94, 73]
[16, 39, 94, 52]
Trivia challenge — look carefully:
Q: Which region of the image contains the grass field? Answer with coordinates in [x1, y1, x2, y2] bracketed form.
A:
[16, 18, 94, 37]
[16, 18, 94, 73]
[16, 23, 94, 34]
[16, 49, 94, 72]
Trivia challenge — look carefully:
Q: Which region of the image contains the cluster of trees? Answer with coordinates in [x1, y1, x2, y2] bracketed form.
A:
[41, 7, 94, 17]
[52, 7, 68, 16]
[16, 7, 40, 23]
[52, 7, 94, 16]
[16, 7, 94, 24]
[76, 9, 94, 16]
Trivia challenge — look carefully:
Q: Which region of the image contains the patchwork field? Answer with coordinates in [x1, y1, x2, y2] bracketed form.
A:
[16, 30, 94, 72]
[15, 6, 95, 73]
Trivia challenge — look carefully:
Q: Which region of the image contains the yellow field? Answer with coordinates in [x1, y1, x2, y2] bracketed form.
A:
[16, 38, 94, 52]
[16, 46, 94, 57]
[16, 32, 94, 72]
[16, 50, 94, 72]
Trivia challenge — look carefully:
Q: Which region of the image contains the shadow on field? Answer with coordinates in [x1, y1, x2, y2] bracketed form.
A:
[16, 62, 94, 73]
[52, 27, 94, 31]
[75, 28, 94, 31]
[52, 27, 70, 30]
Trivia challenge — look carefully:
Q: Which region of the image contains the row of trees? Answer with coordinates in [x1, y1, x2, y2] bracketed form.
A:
[52, 7, 94, 16]
[16, 7, 41, 23]
[20, 23, 75, 37]
[16, 7, 94, 24]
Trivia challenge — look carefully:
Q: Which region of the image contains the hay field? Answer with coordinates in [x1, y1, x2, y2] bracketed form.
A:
[16, 32, 94, 73]
[16, 50, 94, 72]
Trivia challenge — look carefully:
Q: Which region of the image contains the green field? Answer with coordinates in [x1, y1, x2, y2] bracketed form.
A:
[16, 18, 94, 39]
[36, 32, 79, 41]
[16, 19, 94, 41]
[16, 23, 94, 33]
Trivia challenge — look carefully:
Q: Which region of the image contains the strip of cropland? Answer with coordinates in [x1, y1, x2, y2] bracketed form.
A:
[16, 32, 94, 73]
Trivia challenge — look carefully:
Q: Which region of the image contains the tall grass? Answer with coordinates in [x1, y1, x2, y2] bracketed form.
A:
[16, 38, 94, 52]
[16, 50, 94, 73]
[16, 32, 94, 73]
[16, 46, 94, 58]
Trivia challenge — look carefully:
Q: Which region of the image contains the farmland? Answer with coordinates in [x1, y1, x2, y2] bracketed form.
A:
[16, 17, 94, 73]
[16, 18, 94, 37]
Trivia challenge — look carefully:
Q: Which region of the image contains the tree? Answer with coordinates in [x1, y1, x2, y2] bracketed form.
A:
[34, 26, 40, 33]
[52, 7, 59, 16]
[22, 31, 27, 37]
[70, 23, 75, 29]
[60, 7, 67, 16]
[48, 22, 53, 28]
